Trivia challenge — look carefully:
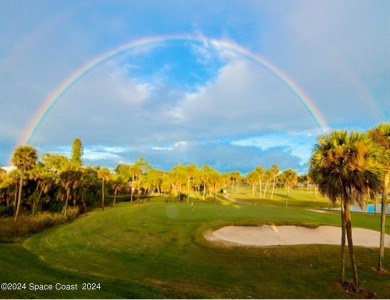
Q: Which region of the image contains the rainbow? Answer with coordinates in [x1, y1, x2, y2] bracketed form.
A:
[18, 33, 329, 148]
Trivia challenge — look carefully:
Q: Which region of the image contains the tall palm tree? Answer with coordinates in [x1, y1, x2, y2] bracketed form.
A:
[368, 123, 390, 271]
[97, 167, 111, 211]
[263, 169, 273, 198]
[270, 164, 280, 199]
[309, 130, 382, 291]
[254, 167, 263, 198]
[11, 145, 38, 222]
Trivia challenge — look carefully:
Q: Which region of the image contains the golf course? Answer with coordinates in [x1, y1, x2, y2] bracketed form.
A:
[1, 190, 389, 299]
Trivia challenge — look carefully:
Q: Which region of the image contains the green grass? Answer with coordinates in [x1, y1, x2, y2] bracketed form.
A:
[1, 190, 390, 298]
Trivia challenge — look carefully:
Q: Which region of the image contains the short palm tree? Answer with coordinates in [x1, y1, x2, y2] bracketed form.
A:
[11, 145, 38, 222]
[309, 130, 382, 291]
[60, 168, 82, 215]
[280, 169, 298, 207]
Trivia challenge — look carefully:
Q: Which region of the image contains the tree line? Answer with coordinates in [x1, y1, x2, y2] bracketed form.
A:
[0, 137, 300, 220]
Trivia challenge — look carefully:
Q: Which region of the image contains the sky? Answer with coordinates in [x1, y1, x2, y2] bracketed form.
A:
[0, 0, 389, 174]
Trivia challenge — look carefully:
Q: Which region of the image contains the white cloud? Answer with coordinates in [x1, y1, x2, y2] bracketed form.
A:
[83, 148, 122, 161]
[232, 132, 316, 165]
[174, 58, 316, 138]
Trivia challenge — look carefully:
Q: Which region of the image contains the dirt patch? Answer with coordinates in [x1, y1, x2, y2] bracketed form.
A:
[332, 281, 377, 299]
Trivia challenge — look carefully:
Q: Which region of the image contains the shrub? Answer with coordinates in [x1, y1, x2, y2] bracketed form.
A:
[0, 205, 14, 217]
[30, 206, 79, 233]
[177, 193, 188, 202]
[66, 206, 80, 220]
[48, 197, 63, 213]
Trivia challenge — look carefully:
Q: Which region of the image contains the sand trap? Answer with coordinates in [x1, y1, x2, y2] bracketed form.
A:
[207, 225, 390, 248]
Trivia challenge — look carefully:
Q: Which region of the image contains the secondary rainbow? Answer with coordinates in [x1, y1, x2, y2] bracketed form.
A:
[18, 33, 329, 147]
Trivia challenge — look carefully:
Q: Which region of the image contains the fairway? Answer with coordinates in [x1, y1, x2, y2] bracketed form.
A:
[0, 192, 382, 298]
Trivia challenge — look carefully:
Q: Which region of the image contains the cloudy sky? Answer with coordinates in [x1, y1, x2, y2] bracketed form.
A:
[0, 0, 389, 174]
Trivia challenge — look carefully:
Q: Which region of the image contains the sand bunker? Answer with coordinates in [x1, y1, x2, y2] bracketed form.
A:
[207, 225, 390, 248]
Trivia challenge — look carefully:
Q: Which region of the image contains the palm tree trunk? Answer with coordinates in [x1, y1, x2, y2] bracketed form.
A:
[271, 175, 276, 199]
[258, 176, 262, 199]
[263, 180, 268, 199]
[113, 188, 119, 206]
[64, 188, 70, 216]
[340, 201, 346, 283]
[285, 185, 289, 207]
[102, 180, 105, 211]
[13, 187, 18, 217]
[378, 172, 389, 271]
[213, 182, 216, 204]
[14, 172, 24, 222]
[187, 177, 190, 203]
[345, 202, 359, 292]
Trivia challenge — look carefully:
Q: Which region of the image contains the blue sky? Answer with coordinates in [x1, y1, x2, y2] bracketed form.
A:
[0, 0, 389, 174]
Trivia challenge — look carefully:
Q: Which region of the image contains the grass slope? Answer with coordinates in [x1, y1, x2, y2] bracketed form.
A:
[1, 189, 390, 298]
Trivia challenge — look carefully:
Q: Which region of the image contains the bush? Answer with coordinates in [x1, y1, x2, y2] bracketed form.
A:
[66, 206, 80, 220]
[177, 193, 188, 202]
[48, 197, 63, 213]
[85, 193, 97, 207]
[0, 206, 14, 217]
[30, 206, 80, 233]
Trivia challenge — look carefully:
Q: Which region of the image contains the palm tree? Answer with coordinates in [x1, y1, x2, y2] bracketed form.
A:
[254, 167, 263, 198]
[280, 169, 298, 207]
[11, 145, 38, 222]
[270, 164, 280, 199]
[110, 174, 124, 206]
[97, 167, 111, 211]
[229, 171, 241, 193]
[207, 168, 221, 204]
[60, 168, 82, 215]
[246, 171, 258, 198]
[368, 123, 390, 271]
[309, 130, 382, 291]
[263, 169, 273, 198]
[202, 165, 213, 200]
[185, 164, 199, 201]
[3, 169, 20, 210]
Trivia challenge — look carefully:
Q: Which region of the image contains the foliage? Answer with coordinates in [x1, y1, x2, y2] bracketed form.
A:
[29, 207, 79, 232]
[11, 145, 38, 222]
[70, 137, 83, 167]
[0, 205, 13, 217]
[11, 145, 38, 171]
